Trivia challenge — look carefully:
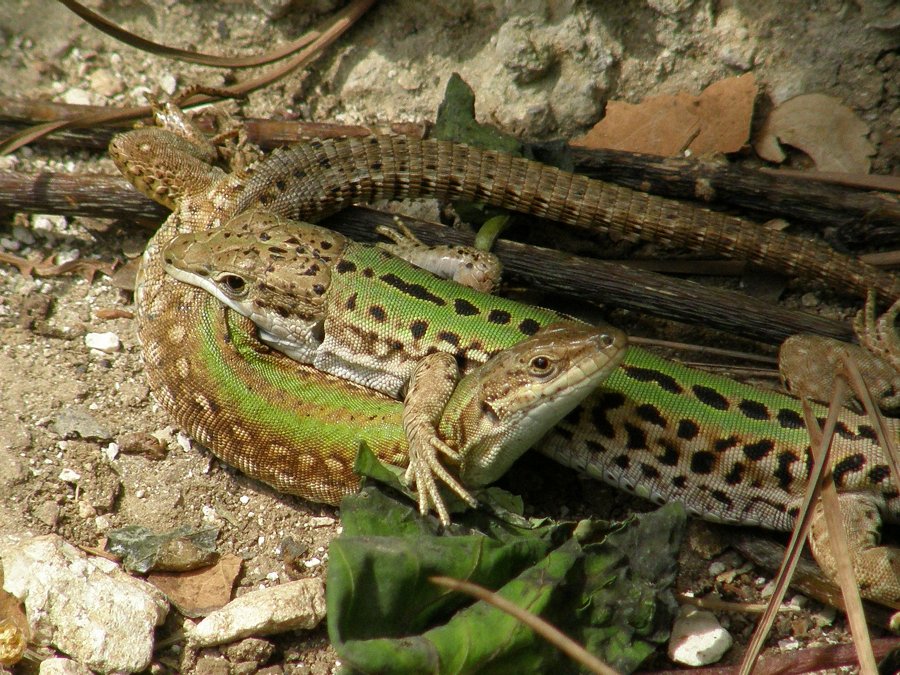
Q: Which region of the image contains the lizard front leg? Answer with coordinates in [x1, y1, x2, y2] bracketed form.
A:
[375, 222, 502, 293]
[805, 492, 900, 608]
[779, 293, 900, 414]
[402, 351, 479, 526]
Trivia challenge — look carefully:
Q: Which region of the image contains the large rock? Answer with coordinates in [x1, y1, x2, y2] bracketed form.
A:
[1, 535, 168, 673]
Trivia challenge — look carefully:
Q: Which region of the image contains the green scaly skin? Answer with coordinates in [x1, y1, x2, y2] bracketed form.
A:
[169, 215, 900, 608]
[165, 216, 900, 533]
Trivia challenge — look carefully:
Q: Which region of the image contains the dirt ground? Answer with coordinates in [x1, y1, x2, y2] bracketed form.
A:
[0, 1, 897, 672]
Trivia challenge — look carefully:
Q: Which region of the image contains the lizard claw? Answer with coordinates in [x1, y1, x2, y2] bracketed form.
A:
[855, 291, 900, 374]
[404, 427, 477, 527]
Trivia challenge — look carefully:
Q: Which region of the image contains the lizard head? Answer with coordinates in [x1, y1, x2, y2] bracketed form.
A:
[162, 209, 350, 365]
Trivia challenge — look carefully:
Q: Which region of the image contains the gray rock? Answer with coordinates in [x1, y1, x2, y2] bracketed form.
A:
[1, 535, 168, 673]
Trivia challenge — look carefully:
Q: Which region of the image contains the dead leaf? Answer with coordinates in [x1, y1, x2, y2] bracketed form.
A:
[148, 554, 243, 618]
[0, 587, 28, 666]
[755, 93, 874, 174]
[571, 73, 756, 157]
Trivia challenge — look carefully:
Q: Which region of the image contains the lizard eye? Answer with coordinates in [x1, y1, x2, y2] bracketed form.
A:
[216, 273, 248, 298]
[529, 355, 552, 374]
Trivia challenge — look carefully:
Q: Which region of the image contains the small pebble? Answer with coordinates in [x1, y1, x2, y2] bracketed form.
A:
[708, 561, 727, 576]
[58, 468, 82, 483]
[85, 332, 121, 353]
[62, 87, 92, 105]
[801, 292, 819, 307]
[32, 214, 67, 232]
[307, 516, 336, 528]
[89, 68, 123, 97]
[159, 73, 178, 95]
[668, 607, 733, 666]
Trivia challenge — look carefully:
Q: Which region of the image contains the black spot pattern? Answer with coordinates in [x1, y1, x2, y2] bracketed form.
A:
[692, 384, 729, 410]
[773, 451, 799, 490]
[640, 463, 661, 479]
[409, 320, 427, 339]
[624, 423, 648, 450]
[739, 399, 770, 420]
[635, 404, 667, 428]
[657, 439, 680, 466]
[487, 309, 511, 325]
[690, 451, 715, 474]
[345, 293, 357, 311]
[454, 299, 479, 316]
[439, 331, 461, 347]
[613, 454, 630, 469]
[585, 439, 607, 454]
[518, 318, 541, 336]
[724, 462, 744, 485]
[711, 490, 732, 506]
[622, 365, 683, 394]
[777, 408, 804, 429]
[590, 399, 616, 439]
[743, 439, 775, 461]
[868, 465, 891, 484]
[336, 259, 356, 274]
[368, 306, 386, 322]
[380, 273, 447, 306]
[672, 475, 687, 488]
[833, 454, 866, 487]
[714, 436, 739, 452]
[676, 419, 699, 440]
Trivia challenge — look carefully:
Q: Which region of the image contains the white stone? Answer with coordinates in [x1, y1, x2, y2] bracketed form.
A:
[57, 468, 81, 483]
[189, 579, 326, 648]
[11, 225, 35, 245]
[84, 332, 121, 353]
[31, 214, 67, 233]
[88, 68, 123, 98]
[0, 535, 168, 673]
[159, 73, 178, 95]
[668, 607, 733, 667]
[103, 442, 119, 460]
[62, 88, 92, 106]
[308, 516, 336, 528]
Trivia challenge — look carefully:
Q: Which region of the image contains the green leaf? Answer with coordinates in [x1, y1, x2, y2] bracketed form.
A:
[328, 482, 686, 673]
[433, 73, 523, 156]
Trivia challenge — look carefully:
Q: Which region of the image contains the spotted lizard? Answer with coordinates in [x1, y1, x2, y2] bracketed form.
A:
[112, 102, 900, 606]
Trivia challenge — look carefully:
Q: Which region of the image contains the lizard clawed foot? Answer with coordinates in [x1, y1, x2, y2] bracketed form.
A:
[855, 291, 900, 374]
[779, 291, 900, 414]
[402, 351, 479, 526]
[404, 432, 478, 527]
[375, 223, 501, 293]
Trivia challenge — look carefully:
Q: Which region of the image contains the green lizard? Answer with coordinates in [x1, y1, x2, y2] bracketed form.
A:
[112, 101, 900, 606]
[162, 200, 900, 609]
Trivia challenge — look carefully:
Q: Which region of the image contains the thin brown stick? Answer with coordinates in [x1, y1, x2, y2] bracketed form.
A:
[56, 0, 320, 68]
[738, 380, 847, 675]
[566, 145, 900, 239]
[802, 380, 877, 673]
